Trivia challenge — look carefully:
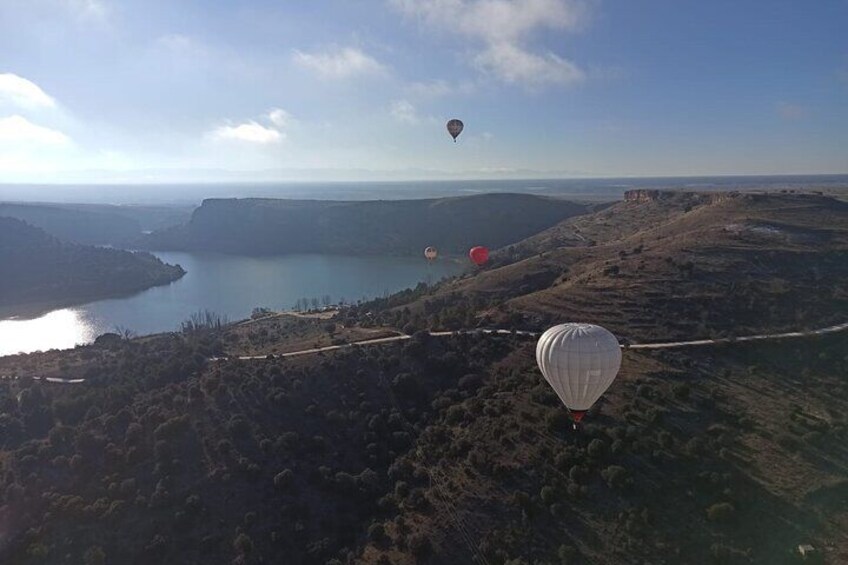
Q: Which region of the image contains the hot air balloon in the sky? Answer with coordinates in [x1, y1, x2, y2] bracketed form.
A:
[424, 246, 438, 261]
[535, 323, 622, 426]
[446, 119, 464, 142]
[469, 246, 489, 266]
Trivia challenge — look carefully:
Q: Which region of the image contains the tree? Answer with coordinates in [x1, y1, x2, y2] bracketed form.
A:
[706, 502, 735, 523]
[234, 533, 254, 555]
[83, 546, 106, 565]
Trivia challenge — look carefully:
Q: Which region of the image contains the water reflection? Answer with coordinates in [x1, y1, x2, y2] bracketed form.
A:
[0, 309, 98, 356]
[0, 252, 464, 357]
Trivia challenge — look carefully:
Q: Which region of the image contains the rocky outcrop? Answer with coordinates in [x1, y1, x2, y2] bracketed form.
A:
[623, 189, 674, 203]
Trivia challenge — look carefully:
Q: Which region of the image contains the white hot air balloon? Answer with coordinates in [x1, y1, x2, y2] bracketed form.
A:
[424, 246, 438, 261]
[535, 323, 622, 426]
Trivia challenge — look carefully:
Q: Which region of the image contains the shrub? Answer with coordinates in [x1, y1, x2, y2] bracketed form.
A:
[233, 533, 253, 555]
[601, 465, 629, 489]
[408, 533, 431, 558]
[368, 522, 386, 542]
[540, 485, 557, 505]
[587, 438, 607, 459]
[706, 502, 735, 522]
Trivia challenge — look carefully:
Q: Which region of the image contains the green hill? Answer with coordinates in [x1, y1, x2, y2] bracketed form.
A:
[0, 217, 185, 317]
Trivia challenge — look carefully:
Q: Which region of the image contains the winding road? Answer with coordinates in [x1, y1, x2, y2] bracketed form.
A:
[219, 322, 848, 361]
[7, 322, 845, 384]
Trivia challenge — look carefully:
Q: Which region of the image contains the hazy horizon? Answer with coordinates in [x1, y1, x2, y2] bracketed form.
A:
[3, 174, 848, 205]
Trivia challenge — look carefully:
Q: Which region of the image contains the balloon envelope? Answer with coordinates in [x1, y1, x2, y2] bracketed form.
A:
[535, 323, 622, 414]
[424, 246, 438, 260]
[446, 119, 464, 141]
[469, 246, 489, 266]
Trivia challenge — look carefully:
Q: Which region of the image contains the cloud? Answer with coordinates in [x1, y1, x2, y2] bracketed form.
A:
[154, 34, 207, 58]
[65, 0, 109, 23]
[405, 79, 475, 98]
[209, 121, 283, 144]
[390, 100, 421, 124]
[474, 42, 584, 85]
[268, 108, 292, 128]
[391, 0, 588, 86]
[293, 46, 386, 79]
[776, 102, 807, 121]
[0, 115, 70, 144]
[392, 0, 586, 41]
[0, 74, 57, 110]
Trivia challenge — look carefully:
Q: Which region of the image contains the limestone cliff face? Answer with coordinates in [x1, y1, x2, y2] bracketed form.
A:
[623, 189, 743, 206]
[623, 189, 669, 203]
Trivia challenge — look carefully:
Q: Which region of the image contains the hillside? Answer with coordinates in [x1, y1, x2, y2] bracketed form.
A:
[369, 191, 847, 343]
[0, 190, 845, 564]
[0, 217, 185, 317]
[0, 203, 191, 247]
[142, 194, 592, 256]
[0, 322, 845, 564]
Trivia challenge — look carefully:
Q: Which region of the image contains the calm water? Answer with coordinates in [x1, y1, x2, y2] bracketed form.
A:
[0, 252, 464, 356]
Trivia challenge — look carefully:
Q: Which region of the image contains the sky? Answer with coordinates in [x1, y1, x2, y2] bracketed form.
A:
[0, 0, 846, 183]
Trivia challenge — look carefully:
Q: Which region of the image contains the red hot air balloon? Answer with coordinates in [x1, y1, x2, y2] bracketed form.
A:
[469, 246, 489, 266]
[446, 119, 464, 142]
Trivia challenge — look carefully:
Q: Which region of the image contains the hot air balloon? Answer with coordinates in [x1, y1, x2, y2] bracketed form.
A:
[424, 246, 438, 261]
[469, 246, 489, 266]
[446, 119, 464, 142]
[535, 323, 622, 426]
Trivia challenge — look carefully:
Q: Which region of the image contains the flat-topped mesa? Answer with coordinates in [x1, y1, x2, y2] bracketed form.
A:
[623, 189, 742, 205]
[623, 189, 675, 203]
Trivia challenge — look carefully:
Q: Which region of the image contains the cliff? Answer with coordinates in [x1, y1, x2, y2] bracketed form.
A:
[142, 193, 591, 256]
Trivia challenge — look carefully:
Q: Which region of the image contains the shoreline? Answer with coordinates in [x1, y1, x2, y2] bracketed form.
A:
[0, 270, 186, 321]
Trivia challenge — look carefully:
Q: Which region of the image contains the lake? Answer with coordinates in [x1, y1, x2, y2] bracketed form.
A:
[0, 251, 464, 356]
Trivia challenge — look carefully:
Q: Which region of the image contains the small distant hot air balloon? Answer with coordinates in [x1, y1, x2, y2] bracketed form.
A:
[536, 323, 622, 426]
[469, 246, 489, 266]
[424, 246, 438, 261]
[446, 119, 464, 142]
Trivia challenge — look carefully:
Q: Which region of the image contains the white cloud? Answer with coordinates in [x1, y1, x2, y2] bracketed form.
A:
[155, 34, 206, 58]
[776, 102, 807, 121]
[209, 121, 283, 144]
[392, 0, 586, 41]
[0, 74, 57, 110]
[391, 0, 588, 87]
[65, 0, 109, 23]
[268, 108, 292, 128]
[475, 42, 584, 85]
[292, 47, 386, 79]
[390, 100, 420, 124]
[0, 115, 70, 144]
[405, 79, 476, 98]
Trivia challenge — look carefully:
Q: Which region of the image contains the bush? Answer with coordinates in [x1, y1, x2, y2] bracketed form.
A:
[601, 465, 629, 489]
[368, 522, 386, 542]
[587, 438, 607, 459]
[233, 533, 253, 555]
[408, 533, 431, 559]
[558, 544, 577, 564]
[706, 502, 735, 522]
